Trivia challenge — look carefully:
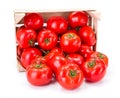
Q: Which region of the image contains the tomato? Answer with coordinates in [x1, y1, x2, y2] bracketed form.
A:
[56, 62, 84, 90]
[16, 26, 37, 48]
[68, 11, 88, 28]
[44, 47, 63, 63]
[67, 53, 84, 67]
[31, 56, 46, 64]
[79, 44, 93, 59]
[48, 55, 67, 73]
[47, 16, 68, 34]
[24, 13, 43, 30]
[79, 26, 96, 46]
[60, 32, 81, 53]
[37, 29, 58, 50]
[81, 59, 106, 82]
[87, 52, 108, 68]
[21, 48, 42, 69]
[26, 62, 53, 86]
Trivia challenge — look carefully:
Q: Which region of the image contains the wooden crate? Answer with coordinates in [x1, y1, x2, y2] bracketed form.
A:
[14, 9, 100, 72]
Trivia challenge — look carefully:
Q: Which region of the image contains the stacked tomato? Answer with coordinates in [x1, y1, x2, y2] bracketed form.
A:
[16, 11, 108, 90]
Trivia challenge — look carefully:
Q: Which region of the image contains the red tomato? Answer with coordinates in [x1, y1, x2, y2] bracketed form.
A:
[16, 26, 36, 48]
[67, 53, 84, 67]
[37, 29, 58, 50]
[44, 47, 63, 63]
[87, 52, 108, 68]
[21, 48, 42, 69]
[79, 44, 93, 59]
[47, 16, 68, 34]
[79, 26, 96, 46]
[48, 55, 67, 73]
[60, 32, 81, 53]
[24, 13, 43, 30]
[31, 56, 46, 64]
[56, 62, 84, 90]
[68, 11, 88, 28]
[81, 59, 106, 82]
[26, 62, 53, 86]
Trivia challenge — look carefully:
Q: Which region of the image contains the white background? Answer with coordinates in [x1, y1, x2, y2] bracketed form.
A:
[0, 0, 120, 98]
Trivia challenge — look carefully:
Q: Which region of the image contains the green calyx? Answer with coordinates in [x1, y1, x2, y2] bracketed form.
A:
[87, 61, 96, 68]
[67, 33, 74, 38]
[44, 38, 50, 44]
[98, 53, 104, 59]
[69, 70, 77, 78]
[34, 64, 43, 69]
[29, 39, 35, 46]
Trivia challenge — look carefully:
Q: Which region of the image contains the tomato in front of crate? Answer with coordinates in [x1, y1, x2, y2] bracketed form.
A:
[16, 26, 37, 48]
[67, 53, 84, 67]
[68, 11, 88, 28]
[47, 16, 68, 34]
[79, 26, 96, 46]
[48, 54, 67, 74]
[37, 29, 58, 50]
[81, 59, 106, 82]
[26, 62, 53, 86]
[87, 52, 108, 68]
[56, 62, 84, 90]
[79, 44, 93, 59]
[60, 32, 81, 53]
[21, 48, 42, 69]
[24, 13, 43, 30]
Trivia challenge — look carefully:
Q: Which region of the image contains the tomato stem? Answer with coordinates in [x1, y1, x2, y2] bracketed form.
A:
[44, 38, 50, 44]
[69, 70, 77, 78]
[67, 33, 74, 38]
[34, 64, 43, 69]
[98, 53, 104, 59]
[29, 39, 35, 46]
[87, 61, 96, 68]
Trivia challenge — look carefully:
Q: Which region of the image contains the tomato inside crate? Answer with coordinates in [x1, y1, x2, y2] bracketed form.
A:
[14, 10, 99, 72]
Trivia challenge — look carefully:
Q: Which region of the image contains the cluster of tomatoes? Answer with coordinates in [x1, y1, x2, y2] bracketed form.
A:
[16, 11, 108, 90]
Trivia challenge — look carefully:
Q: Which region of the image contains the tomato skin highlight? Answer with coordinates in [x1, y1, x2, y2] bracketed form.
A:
[24, 13, 43, 30]
[79, 26, 96, 46]
[81, 59, 106, 82]
[16, 26, 37, 48]
[47, 16, 68, 34]
[67, 53, 84, 67]
[21, 48, 42, 69]
[60, 32, 81, 53]
[37, 29, 58, 50]
[68, 11, 88, 28]
[79, 44, 93, 59]
[56, 62, 84, 90]
[26, 63, 53, 86]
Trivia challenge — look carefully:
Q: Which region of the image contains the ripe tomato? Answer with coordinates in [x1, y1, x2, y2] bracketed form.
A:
[56, 62, 84, 90]
[47, 16, 68, 34]
[67, 53, 84, 67]
[60, 32, 81, 53]
[21, 48, 42, 69]
[81, 59, 106, 82]
[44, 47, 63, 63]
[79, 26, 96, 46]
[26, 62, 53, 86]
[87, 52, 108, 68]
[37, 29, 58, 50]
[16, 26, 37, 48]
[48, 55, 67, 74]
[31, 56, 46, 64]
[68, 11, 88, 28]
[79, 44, 93, 59]
[24, 13, 43, 30]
